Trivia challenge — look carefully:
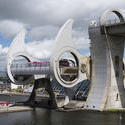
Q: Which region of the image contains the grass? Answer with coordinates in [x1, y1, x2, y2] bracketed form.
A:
[104, 108, 125, 113]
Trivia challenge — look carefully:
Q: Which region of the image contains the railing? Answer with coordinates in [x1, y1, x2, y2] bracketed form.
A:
[89, 17, 125, 27]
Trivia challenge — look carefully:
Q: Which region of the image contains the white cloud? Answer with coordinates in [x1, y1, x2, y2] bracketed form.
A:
[28, 25, 59, 41]
[0, 44, 8, 54]
[0, 0, 125, 39]
[0, 44, 8, 70]
[26, 40, 54, 59]
[72, 28, 90, 50]
[0, 20, 24, 38]
[0, 0, 125, 59]
[25, 34, 90, 59]
[73, 37, 90, 50]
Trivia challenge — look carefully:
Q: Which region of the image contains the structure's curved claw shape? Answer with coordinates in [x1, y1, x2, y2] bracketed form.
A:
[51, 19, 86, 88]
[54, 19, 74, 50]
[7, 29, 35, 85]
[50, 19, 87, 106]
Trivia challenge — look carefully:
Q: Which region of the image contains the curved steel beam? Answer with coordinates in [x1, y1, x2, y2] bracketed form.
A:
[51, 19, 85, 88]
[7, 29, 35, 85]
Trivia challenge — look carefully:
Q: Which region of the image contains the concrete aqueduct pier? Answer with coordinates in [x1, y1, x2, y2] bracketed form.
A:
[85, 9, 125, 110]
[4, 8, 125, 111]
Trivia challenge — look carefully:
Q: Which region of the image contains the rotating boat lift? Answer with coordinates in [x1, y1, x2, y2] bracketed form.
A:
[5, 8, 125, 110]
[6, 19, 88, 108]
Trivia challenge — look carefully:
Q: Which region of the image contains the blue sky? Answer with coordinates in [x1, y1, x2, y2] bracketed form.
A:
[0, 33, 12, 47]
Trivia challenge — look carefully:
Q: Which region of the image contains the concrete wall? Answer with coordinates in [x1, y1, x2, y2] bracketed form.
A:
[85, 25, 125, 110]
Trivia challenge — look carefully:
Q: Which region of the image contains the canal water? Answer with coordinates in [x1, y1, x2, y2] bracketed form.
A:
[0, 94, 125, 125]
[0, 108, 125, 125]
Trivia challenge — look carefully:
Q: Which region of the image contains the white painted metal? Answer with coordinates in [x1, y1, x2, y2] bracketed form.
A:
[7, 21, 86, 88]
[6, 29, 35, 85]
[51, 19, 85, 88]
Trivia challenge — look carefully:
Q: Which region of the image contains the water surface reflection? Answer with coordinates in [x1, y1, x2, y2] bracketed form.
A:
[0, 108, 125, 125]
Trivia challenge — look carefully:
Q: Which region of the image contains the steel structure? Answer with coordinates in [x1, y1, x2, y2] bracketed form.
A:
[6, 19, 87, 107]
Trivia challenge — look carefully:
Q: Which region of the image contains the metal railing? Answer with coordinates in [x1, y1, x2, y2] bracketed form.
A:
[89, 17, 125, 27]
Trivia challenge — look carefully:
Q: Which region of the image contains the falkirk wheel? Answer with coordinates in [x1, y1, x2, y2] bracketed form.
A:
[5, 8, 125, 111]
[6, 19, 89, 108]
